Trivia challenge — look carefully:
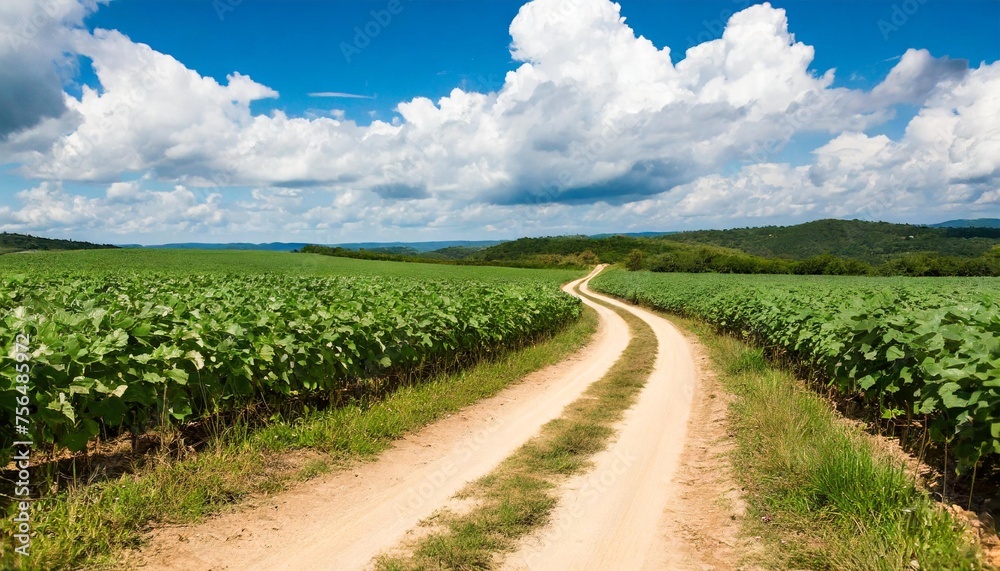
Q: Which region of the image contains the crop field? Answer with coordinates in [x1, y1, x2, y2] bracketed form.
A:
[591, 269, 1000, 471]
[0, 250, 582, 465]
[0, 248, 583, 284]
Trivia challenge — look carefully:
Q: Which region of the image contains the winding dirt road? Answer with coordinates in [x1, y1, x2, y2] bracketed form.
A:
[140, 267, 631, 570]
[139, 267, 739, 570]
[502, 280, 700, 570]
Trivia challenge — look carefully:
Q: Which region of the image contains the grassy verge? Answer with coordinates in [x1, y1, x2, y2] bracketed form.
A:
[376, 290, 656, 570]
[664, 313, 984, 571]
[3, 308, 598, 571]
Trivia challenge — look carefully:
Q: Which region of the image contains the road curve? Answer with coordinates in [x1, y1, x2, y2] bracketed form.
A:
[502, 277, 698, 570]
[139, 266, 630, 571]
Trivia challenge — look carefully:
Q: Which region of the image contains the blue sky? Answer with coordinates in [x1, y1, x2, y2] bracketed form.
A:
[1, 0, 998, 244]
[81, 0, 1000, 125]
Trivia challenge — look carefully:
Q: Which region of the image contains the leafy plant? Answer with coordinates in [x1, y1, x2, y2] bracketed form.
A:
[592, 269, 1000, 472]
[0, 271, 580, 464]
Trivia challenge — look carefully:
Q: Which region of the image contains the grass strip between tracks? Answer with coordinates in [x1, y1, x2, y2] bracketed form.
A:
[659, 313, 985, 571]
[4, 306, 598, 571]
[376, 287, 657, 570]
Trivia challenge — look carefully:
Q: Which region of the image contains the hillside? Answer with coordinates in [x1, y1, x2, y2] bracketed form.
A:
[148, 242, 309, 251]
[144, 239, 503, 253]
[656, 219, 1000, 263]
[466, 235, 802, 272]
[0, 232, 118, 255]
[461, 220, 1000, 276]
[930, 218, 1000, 229]
[293, 218, 1000, 276]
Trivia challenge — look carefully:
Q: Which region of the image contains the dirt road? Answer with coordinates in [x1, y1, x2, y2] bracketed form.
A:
[139, 267, 631, 570]
[139, 268, 741, 571]
[502, 281, 737, 570]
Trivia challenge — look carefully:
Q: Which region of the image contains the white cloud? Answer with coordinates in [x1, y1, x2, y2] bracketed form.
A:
[9, 25, 277, 182]
[105, 180, 141, 202]
[0, 0, 996, 239]
[0, 182, 229, 236]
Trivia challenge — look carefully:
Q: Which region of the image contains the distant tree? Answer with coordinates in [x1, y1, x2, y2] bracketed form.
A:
[577, 249, 600, 266]
[624, 249, 646, 271]
[649, 252, 681, 273]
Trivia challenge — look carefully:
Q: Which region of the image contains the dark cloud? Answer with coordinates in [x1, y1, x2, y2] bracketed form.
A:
[372, 183, 429, 199]
[491, 159, 692, 206]
[0, 58, 67, 139]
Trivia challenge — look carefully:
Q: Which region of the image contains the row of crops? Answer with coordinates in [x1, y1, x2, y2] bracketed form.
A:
[590, 269, 1000, 471]
[0, 269, 581, 464]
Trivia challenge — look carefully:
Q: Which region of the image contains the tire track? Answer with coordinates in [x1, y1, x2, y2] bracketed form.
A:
[502, 278, 699, 570]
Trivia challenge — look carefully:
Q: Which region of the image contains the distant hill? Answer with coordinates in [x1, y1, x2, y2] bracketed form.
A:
[656, 219, 1000, 263]
[462, 219, 1000, 276]
[466, 235, 760, 269]
[0, 232, 118, 255]
[471, 219, 1000, 266]
[331, 240, 504, 253]
[143, 240, 504, 252]
[146, 242, 309, 251]
[930, 218, 1000, 229]
[588, 231, 676, 239]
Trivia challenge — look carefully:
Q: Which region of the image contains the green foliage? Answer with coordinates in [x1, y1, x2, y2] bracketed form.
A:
[700, 329, 982, 569]
[658, 219, 1000, 264]
[460, 220, 1000, 275]
[0, 248, 581, 284]
[591, 269, 1000, 472]
[0, 232, 117, 255]
[623, 249, 645, 271]
[469, 235, 769, 270]
[299, 244, 432, 263]
[0, 252, 581, 464]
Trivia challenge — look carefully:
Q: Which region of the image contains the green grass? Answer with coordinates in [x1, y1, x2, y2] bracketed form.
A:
[377, 290, 657, 570]
[666, 315, 984, 570]
[0, 248, 581, 284]
[0, 304, 598, 571]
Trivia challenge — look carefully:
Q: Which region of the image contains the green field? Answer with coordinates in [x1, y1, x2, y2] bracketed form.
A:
[591, 269, 1000, 471]
[0, 248, 581, 283]
[0, 250, 583, 464]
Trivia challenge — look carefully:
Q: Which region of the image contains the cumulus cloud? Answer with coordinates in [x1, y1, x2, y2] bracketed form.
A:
[637, 59, 1000, 225]
[0, 0, 996, 239]
[20, 27, 278, 182]
[0, 0, 105, 138]
[0, 182, 228, 236]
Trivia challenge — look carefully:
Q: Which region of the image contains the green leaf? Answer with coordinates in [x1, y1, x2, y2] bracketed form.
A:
[165, 368, 189, 385]
[259, 345, 274, 362]
[885, 345, 906, 361]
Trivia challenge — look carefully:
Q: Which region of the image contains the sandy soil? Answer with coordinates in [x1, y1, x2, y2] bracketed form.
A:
[501, 283, 744, 570]
[642, 332, 759, 571]
[136, 267, 631, 571]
